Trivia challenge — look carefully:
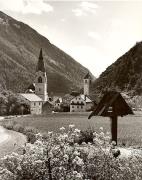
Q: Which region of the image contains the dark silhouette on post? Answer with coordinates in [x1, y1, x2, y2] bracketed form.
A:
[88, 91, 134, 145]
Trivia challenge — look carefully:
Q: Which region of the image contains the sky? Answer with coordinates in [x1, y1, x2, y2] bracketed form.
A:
[0, 0, 142, 77]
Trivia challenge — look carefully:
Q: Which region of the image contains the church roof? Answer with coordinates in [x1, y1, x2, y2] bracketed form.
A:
[36, 48, 46, 72]
[20, 93, 43, 102]
[27, 84, 35, 91]
[84, 72, 91, 79]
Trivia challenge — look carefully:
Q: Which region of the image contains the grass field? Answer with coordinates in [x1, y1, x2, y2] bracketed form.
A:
[3, 112, 142, 147]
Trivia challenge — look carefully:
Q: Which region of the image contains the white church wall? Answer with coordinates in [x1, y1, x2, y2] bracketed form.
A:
[30, 101, 42, 115]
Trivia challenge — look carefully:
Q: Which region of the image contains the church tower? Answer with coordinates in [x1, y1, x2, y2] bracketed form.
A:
[35, 48, 48, 101]
[83, 72, 91, 96]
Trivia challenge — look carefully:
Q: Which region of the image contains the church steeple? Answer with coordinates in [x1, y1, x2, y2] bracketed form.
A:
[36, 48, 45, 72]
[83, 72, 91, 96]
[35, 48, 48, 101]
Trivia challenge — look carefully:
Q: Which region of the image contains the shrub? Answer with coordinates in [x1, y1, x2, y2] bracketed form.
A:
[2, 121, 16, 130]
[26, 132, 36, 144]
[77, 129, 94, 144]
[1, 121, 39, 144]
[13, 124, 24, 133]
[1, 124, 142, 179]
[24, 126, 38, 134]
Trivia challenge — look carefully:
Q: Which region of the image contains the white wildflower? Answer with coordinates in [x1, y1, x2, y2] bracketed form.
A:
[106, 131, 110, 135]
[74, 128, 81, 134]
[82, 142, 86, 146]
[69, 124, 75, 129]
[100, 127, 103, 131]
[73, 156, 84, 166]
[60, 127, 65, 131]
[73, 151, 80, 156]
[75, 172, 82, 178]
[73, 171, 78, 175]
[100, 132, 105, 137]
[48, 131, 53, 136]
[63, 154, 69, 161]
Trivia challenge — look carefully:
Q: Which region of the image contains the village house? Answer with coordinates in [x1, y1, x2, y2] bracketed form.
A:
[70, 73, 95, 112]
[61, 94, 74, 112]
[53, 98, 62, 112]
[70, 94, 94, 112]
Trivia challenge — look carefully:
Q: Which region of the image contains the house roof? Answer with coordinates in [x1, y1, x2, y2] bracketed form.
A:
[70, 94, 92, 104]
[43, 101, 53, 108]
[36, 48, 46, 72]
[80, 94, 92, 103]
[55, 98, 61, 103]
[88, 91, 133, 119]
[62, 94, 74, 104]
[20, 93, 43, 102]
[84, 72, 91, 79]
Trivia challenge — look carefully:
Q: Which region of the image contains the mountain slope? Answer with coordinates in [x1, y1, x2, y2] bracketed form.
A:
[0, 11, 91, 95]
[92, 42, 142, 96]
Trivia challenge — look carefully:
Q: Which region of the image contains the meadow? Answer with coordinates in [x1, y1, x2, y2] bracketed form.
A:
[3, 112, 142, 147]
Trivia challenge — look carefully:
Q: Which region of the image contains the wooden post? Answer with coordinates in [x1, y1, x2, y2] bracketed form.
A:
[111, 115, 118, 145]
[48, 157, 52, 180]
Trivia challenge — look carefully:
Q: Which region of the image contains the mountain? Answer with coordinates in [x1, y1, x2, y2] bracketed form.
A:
[0, 11, 92, 95]
[92, 42, 142, 96]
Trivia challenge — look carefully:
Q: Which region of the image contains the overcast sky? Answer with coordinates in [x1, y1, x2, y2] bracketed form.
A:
[0, 0, 142, 77]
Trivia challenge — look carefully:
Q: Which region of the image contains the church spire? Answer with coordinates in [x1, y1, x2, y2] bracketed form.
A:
[36, 48, 45, 72]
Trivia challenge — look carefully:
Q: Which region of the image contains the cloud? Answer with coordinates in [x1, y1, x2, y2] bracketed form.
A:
[0, 0, 53, 14]
[72, 9, 86, 17]
[60, 18, 66, 22]
[72, 1, 98, 17]
[80, 2, 98, 14]
[88, 31, 101, 40]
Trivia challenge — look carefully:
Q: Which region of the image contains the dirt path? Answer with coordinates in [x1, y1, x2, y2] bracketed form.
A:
[0, 126, 27, 158]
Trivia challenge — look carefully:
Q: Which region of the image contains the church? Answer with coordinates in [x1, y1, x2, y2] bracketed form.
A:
[20, 48, 94, 114]
[20, 49, 52, 115]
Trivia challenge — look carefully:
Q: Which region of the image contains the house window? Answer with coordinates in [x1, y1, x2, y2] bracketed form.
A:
[77, 106, 79, 108]
[39, 88, 41, 91]
[34, 102, 36, 106]
[39, 102, 40, 105]
[38, 77, 42, 83]
[72, 106, 74, 108]
[81, 106, 83, 109]
[72, 101, 74, 104]
[85, 80, 87, 83]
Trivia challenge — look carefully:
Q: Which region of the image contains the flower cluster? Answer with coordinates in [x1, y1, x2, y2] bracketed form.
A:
[0, 125, 142, 180]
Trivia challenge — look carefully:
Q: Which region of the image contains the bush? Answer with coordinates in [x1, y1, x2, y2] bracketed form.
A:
[2, 121, 38, 144]
[24, 126, 38, 134]
[2, 121, 16, 130]
[23, 126, 38, 144]
[77, 129, 94, 144]
[1, 124, 142, 179]
[13, 124, 24, 133]
[26, 132, 36, 144]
